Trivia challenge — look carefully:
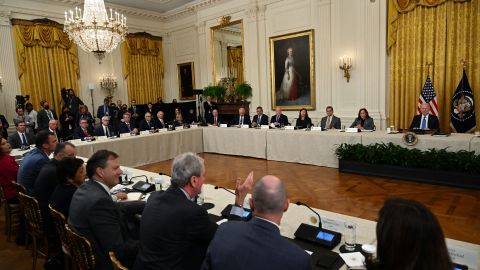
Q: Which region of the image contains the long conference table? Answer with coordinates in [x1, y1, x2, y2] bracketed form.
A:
[12, 127, 476, 168]
[9, 127, 480, 268]
[119, 165, 480, 270]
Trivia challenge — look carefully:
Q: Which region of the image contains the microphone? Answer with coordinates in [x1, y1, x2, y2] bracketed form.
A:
[131, 175, 155, 193]
[295, 201, 322, 228]
[293, 201, 341, 249]
[158, 172, 171, 177]
[214, 185, 235, 196]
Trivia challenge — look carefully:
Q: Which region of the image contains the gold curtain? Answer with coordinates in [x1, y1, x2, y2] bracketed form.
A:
[227, 46, 244, 83]
[388, 0, 480, 132]
[12, 19, 79, 112]
[122, 33, 164, 104]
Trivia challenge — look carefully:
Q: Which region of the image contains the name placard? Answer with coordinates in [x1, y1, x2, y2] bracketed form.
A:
[284, 126, 295, 130]
[190, 124, 199, 129]
[159, 128, 168, 132]
[241, 125, 249, 129]
[175, 126, 184, 130]
[261, 125, 270, 129]
[140, 131, 150, 135]
[97, 136, 107, 141]
[345, 128, 359, 133]
[311, 127, 322, 131]
[70, 139, 82, 144]
[120, 133, 130, 137]
[220, 124, 228, 128]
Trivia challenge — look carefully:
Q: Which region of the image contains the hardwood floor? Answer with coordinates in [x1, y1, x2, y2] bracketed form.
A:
[138, 153, 480, 245]
[1, 153, 478, 270]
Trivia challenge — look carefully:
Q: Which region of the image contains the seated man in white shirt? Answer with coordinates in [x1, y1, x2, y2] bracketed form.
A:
[94, 116, 116, 137]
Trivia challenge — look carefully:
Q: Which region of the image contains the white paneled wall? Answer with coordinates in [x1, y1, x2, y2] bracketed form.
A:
[0, 0, 388, 128]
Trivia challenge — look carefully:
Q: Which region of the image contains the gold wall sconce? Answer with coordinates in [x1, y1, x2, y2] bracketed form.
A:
[339, 56, 352, 82]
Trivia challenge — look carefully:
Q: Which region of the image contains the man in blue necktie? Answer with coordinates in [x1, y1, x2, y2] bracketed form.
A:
[409, 103, 440, 131]
[231, 107, 251, 127]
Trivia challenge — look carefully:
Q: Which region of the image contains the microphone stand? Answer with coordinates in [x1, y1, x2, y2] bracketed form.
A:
[296, 201, 322, 228]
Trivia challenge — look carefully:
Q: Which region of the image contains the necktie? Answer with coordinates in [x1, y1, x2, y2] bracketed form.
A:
[127, 123, 131, 131]
[276, 115, 280, 122]
[214, 117, 217, 125]
[104, 106, 108, 115]
[21, 133, 28, 145]
[105, 126, 110, 137]
[47, 110, 53, 120]
[326, 117, 331, 129]
[421, 116, 427, 129]
[83, 128, 89, 136]
[240, 116, 243, 125]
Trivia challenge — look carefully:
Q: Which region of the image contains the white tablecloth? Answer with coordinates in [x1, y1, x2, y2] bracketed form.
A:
[203, 127, 267, 158]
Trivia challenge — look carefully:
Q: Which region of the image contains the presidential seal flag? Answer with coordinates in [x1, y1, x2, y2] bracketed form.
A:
[450, 70, 476, 133]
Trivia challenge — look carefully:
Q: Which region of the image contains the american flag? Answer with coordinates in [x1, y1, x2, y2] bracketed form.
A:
[417, 76, 439, 117]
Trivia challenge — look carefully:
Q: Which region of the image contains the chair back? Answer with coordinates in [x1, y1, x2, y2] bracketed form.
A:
[17, 192, 43, 233]
[48, 205, 70, 251]
[12, 181, 27, 196]
[109, 251, 128, 270]
[65, 224, 96, 270]
[0, 185, 6, 207]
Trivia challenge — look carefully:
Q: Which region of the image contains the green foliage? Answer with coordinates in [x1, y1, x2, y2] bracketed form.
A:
[234, 83, 253, 100]
[203, 85, 227, 101]
[335, 143, 480, 174]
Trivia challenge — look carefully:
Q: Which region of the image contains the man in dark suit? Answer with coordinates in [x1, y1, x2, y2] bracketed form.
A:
[270, 106, 289, 127]
[18, 131, 58, 193]
[201, 175, 310, 270]
[206, 109, 222, 126]
[73, 119, 94, 141]
[94, 116, 115, 137]
[8, 121, 35, 149]
[409, 103, 440, 131]
[97, 98, 112, 120]
[37, 100, 57, 130]
[69, 150, 145, 269]
[128, 99, 141, 126]
[139, 112, 155, 131]
[320, 106, 341, 129]
[133, 153, 253, 270]
[252, 106, 269, 127]
[203, 95, 217, 121]
[153, 111, 166, 129]
[230, 107, 252, 127]
[118, 112, 138, 134]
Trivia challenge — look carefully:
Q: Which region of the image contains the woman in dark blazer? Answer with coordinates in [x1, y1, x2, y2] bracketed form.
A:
[50, 158, 86, 218]
[295, 108, 312, 128]
[350, 108, 375, 130]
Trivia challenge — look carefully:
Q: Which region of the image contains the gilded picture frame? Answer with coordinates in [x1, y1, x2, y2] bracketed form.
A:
[270, 30, 315, 110]
[177, 62, 195, 100]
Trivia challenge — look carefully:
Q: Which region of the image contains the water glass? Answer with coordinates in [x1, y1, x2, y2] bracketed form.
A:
[344, 221, 357, 251]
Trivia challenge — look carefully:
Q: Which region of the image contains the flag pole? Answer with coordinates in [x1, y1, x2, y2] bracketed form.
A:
[426, 62, 433, 79]
[460, 59, 467, 91]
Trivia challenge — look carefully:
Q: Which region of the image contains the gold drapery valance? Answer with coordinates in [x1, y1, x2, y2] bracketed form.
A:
[388, 0, 479, 132]
[12, 18, 80, 112]
[122, 32, 164, 103]
[387, 0, 471, 53]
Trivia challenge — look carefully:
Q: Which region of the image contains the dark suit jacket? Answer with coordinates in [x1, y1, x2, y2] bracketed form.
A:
[68, 180, 145, 270]
[73, 127, 94, 140]
[94, 125, 115, 137]
[153, 118, 166, 129]
[409, 114, 440, 131]
[350, 117, 375, 130]
[8, 132, 35, 149]
[0, 115, 8, 139]
[37, 109, 57, 130]
[203, 101, 217, 119]
[118, 122, 137, 134]
[139, 119, 155, 131]
[201, 217, 311, 270]
[134, 185, 240, 270]
[206, 115, 223, 125]
[295, 117, 312, 128]
[97, 104, 112, 119]
[230, 115, 252, 126]
[252, 114, 269, 126]
[50, 183, 77, 219]
[320, 115, 341, 129]
[270, 114, 289, 127]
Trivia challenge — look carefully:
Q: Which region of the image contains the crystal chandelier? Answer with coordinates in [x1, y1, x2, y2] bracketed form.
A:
[64, 0, 128, 62]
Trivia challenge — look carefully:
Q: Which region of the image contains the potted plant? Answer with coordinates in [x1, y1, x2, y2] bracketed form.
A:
[203, 85, 216, 99]
[213, 85, 227, 102]
[234, 82, 253, 101]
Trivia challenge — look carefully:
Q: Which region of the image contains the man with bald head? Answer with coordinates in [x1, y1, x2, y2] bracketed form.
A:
[409, 103, 439, 131]
[201, 175, 310, 270]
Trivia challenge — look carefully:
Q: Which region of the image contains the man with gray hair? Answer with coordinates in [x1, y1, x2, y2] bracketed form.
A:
[201, 175, 311, 270]
[134, 152, 253, 270]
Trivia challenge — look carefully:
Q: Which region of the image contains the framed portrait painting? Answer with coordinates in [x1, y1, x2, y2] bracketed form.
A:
[178, 62, 195, 100]
[270, 30, 315, 110]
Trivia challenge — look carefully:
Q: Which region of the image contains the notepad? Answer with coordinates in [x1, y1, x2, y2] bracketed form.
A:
[339, 252, 366, 269]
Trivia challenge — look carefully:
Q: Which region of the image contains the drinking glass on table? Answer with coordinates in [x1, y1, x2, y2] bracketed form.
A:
[344, 221, 357, 251]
